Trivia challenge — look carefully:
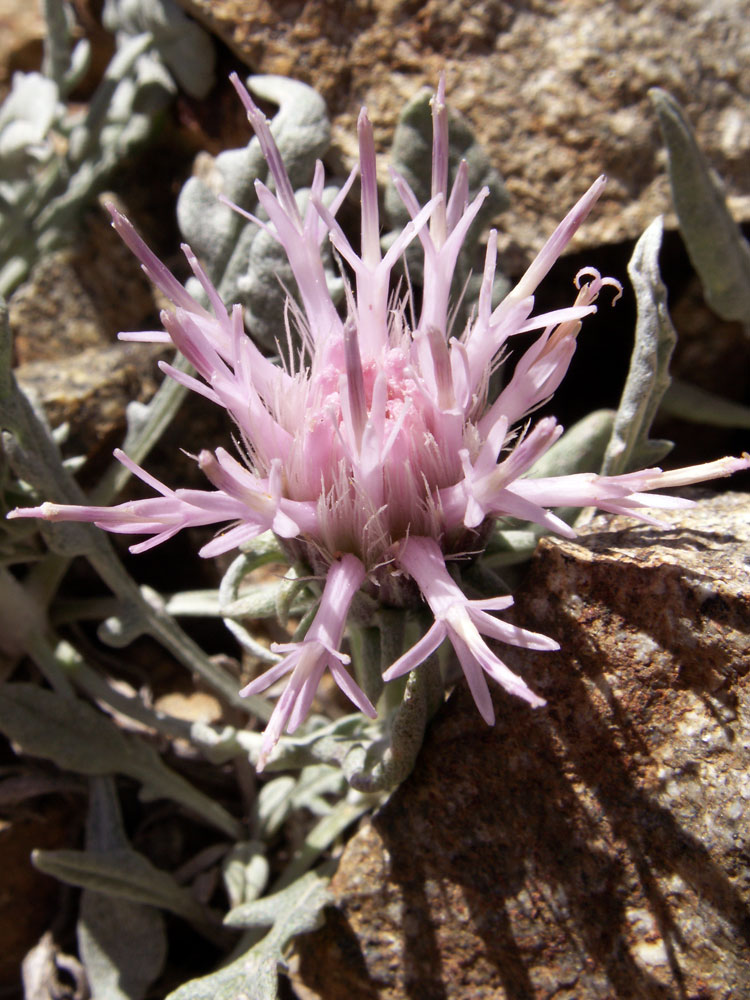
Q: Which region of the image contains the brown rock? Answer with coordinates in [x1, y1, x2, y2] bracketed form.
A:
[295, 491, 750, 999]
[0, 0, 45, 93]
[176, 0, 750, 269]
[8, 208, 168, 463]
[14, 342, 165, 464]
[9, 212, 159, 365]
[0, 797, 82, 990]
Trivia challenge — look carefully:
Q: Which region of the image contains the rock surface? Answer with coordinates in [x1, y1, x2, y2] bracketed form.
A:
[8, 211, 166, 463]
[294, 491, 750, 999]
[177, 0, 750, 269]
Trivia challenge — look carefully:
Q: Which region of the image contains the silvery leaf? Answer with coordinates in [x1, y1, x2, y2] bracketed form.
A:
[246, 75, 330, 189]
[222, 841, 270, 908]
[650, 88, 750, 325]
[661, 378, 750, 429]
[77, 778, 167, 1000]
[78, 890, 167, 1000]
[223, 869, 331, 933]
[602, 217, 675, 476]
[103, 0, 215, 98]
[168, 871, 332, 1000]
[34, 846, 210, 925]
[527, 409, 616, 479]
[0, 72, 59, 168]
[0, 682, 242, 837]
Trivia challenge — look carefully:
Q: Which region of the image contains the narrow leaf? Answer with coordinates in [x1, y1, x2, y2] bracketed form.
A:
[33, 847, 211, 925]
[650, 88, 750, 325]
[602, 217, 675, 476]
[661, 378, 750, 429]
[0, 682, 242, 837]
[77, 778, 167, 1000]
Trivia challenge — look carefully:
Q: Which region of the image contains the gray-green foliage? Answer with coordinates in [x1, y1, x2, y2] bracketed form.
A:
[177, 75, 342, 351]
[0, 0, 215, 298]
[0, 681, 242, 837]
[602, 217, 675, 476]
[650, 88, 750, 327]
[75, 778, 167, 1000]
[167, 872, 332, 1000]
[103, 0, 215, 99]
[650, 88, 750, 430]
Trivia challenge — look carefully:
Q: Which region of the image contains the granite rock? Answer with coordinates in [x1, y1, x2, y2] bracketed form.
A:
[176, 0, 750, 270]
[294, 491, 750, 999]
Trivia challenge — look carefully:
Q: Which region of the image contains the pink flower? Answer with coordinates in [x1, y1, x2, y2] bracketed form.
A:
[384, 536, 555, 724]
[239, 554, 375, 771]
[10, 75, 749, 763]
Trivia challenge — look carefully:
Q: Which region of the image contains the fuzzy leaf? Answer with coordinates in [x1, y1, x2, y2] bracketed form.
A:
[167, 871, 332, 1000]
[602, 217, 675, 476]
[76, 776, 167, 1000]
[223, 869, 332, 933]
[650, 88, 750, 325]
[78, 890, 167, 1000]
[34, 847, 210, 924]
[222, 841, 270, 908]
[527, 409, 616, 479]
[661, 378, 750, 429]
[253, 766, 345, 842]
[247, 75, 330, 190]
[0, 682, 242, 837]
[167, 949, 278, 1000]
[103, 0, 215, 98]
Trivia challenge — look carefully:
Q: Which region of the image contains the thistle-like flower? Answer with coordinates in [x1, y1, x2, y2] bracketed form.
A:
[10, 76, 748, 769]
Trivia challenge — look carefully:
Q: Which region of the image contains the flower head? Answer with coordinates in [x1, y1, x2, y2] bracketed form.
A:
[10, 75, 749, 765]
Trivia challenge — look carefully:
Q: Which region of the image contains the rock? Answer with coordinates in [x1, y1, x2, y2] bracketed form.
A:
[294, 491, 750, 999]
[14, 343, 166, 464]
[9, 210, 160, 365]
[176, 0, 750, 269]
[0, 797, 82, 991]
[8, 208, 168, 463]
[0, 0, 45, 94]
